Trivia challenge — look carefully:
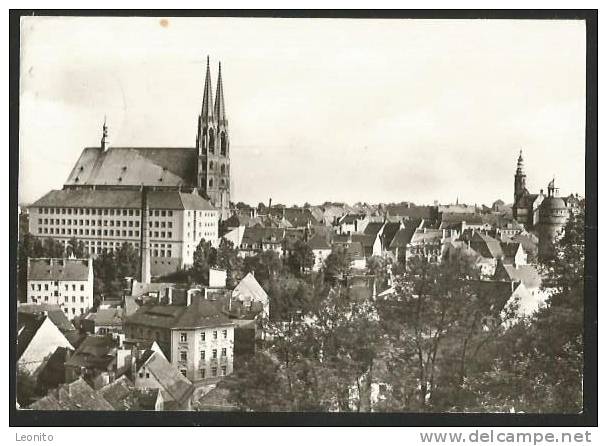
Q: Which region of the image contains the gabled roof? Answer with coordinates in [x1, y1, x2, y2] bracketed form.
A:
[386, 205, 436, 220]
[27, 258, 90, 282]
[64, 335, 117, 370]
[17, 312, 46, 359]
[126, 304, 186, 329]
[28, 377, 114, 411]
[499, 264, 542, 289]
[499, 242, 522, 261]
[84, 308, 124, 327]
[233, 272, 269, 303]
[410, 229, 442, 245]
[31, 189, 215, 211]
[172, 298, 234, 329]
[307, 233, 332, 250]
[64, 146, 198, 188]
[347, 241, 365, 259]
[18, 304, 76, 334]
[99, 376, 159, 411]
[380, 222, 402, 247]
[363, 222, 384, 238]
[469, 232, 503, 259]
[138, 351, 194, 405]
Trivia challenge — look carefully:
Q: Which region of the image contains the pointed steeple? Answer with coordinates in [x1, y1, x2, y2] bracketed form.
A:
[516, 149, 525, 175]
[214, 61, 226, 124]
[101, 115, 109, 151]
[201, 55, 214, 120]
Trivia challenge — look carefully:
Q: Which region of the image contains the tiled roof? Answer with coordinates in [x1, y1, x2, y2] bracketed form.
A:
[126, 304, 186, 330]
[499, 242, 522, 261]
[363, 222, 384, 238]
[30, 188, 215, 211]
[18, 303, 76, 334]
[241, 227, 286, 246]
[28, 377, 114, 411]
[469, 232, 503, 259]
[28, 258, 90, 282]
[441, 213, 484, 225]
[172, 298, 234, 329]
[64, 147, 198, 188]
[410, 229, 442, 245]
[307, 233, 332, 250]
[138, 351, 194, 405]
[64, 335, 117, 370]
[347, 241, 365, 259]
[84, 308, 124, 327]
[386, 205, 436, 220]
[99, 376, 159, 411]
[380, 222, 402, 247]
[340, 213, 366, 224]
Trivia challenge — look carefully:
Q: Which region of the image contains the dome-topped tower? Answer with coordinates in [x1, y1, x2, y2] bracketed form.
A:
[537, 177, 569, 260]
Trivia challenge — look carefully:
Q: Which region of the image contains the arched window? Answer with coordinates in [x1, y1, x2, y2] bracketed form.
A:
[220, 164, 226, 175]
[209, 161, 214, 170]
[209, 129, 215, 154]
[209, 178, 213, 188]
[220, 132, 227, 156]
[202, 128, 207, 149]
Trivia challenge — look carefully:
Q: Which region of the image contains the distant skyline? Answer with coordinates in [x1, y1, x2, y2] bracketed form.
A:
[19, 17, 586, 207]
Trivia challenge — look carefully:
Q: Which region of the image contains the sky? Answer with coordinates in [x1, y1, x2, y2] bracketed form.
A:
[19, 17, 586, 207]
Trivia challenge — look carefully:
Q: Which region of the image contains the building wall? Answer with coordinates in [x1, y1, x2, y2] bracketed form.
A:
[28, 205, 219, 275]
[171, 325, 234, 383]
[27, 260, 94, 317]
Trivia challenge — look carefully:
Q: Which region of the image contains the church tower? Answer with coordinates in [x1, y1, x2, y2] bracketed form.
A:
[513, 150, 527, 220]
[196, 57, 231, 219]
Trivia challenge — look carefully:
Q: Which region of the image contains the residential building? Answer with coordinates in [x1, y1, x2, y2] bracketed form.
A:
[171, 298, 235, 383]
[17, 312, 74, 376]
[131, 349, 195, 410]
[307, 233, 332, 271]
[26, 257, 93, 318]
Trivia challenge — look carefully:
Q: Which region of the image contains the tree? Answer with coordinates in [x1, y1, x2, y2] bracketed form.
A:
[243, 250, 283, 287]
[323, 246, 352, 283]
[191, 238, 216, 285]
[375, 256, 503, 411]
[16, 366, 38, 407]
[66, 237, 86, 258]
[286, 240, 314, 277]
[215, 238, 243, 287]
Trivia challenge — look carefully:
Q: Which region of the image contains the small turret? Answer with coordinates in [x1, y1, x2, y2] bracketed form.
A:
[101, 116, 109, 151]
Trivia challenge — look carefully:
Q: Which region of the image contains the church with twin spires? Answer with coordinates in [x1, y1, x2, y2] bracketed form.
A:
[63, 56, 231, 218]
[29, 57, 232, 277]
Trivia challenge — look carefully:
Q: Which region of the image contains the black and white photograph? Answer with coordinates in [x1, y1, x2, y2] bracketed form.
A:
[10, 10, 596, 428]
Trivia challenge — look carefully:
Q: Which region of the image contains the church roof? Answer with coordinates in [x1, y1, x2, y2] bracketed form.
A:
[31, 188, 215, 211]
[64, 146, 198, 188]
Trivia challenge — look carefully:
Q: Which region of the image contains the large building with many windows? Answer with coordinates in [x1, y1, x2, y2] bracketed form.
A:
[27, 57, 230, 277]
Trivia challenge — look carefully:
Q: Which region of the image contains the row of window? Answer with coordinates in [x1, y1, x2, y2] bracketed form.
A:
[179, 366, 227, 379]
[37, 208, 176, 217]
[31, 283, 86, 292]
[31, 295, 86, 303]
[179, 347, 228, 362]
[37, 219, 148, 228]
[179, 329, 228, 342]
[36, 227, 175, 240]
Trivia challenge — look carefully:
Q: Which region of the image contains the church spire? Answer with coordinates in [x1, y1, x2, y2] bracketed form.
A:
[101, 115, 109, 151]
[214, 61, 226, 124]
[516, 149, 525, 175]
[201, 55, 214, 120]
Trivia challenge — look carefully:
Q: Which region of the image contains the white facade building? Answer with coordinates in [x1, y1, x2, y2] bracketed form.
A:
[28, 189, 219, 277]
[26, 257, 94, 318]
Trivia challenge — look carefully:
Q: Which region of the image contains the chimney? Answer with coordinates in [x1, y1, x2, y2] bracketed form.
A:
[268, 198, 272, 210]
[139, 187, 151, 284]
